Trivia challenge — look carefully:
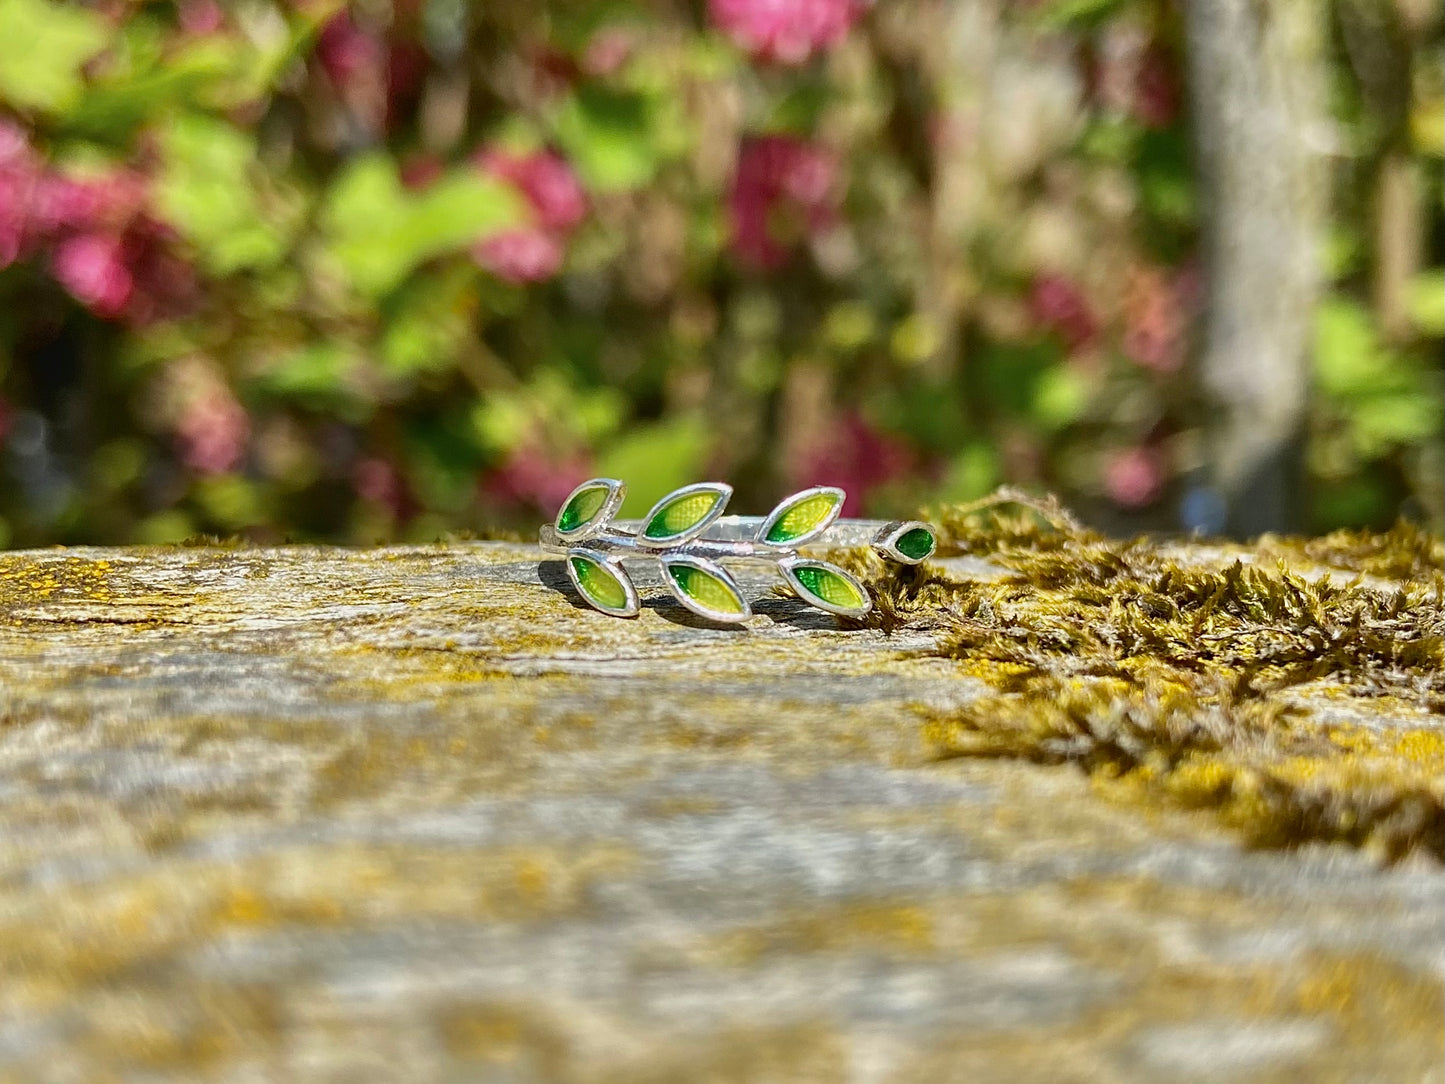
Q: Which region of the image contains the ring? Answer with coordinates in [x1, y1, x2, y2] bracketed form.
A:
[538, 479, 937, 623]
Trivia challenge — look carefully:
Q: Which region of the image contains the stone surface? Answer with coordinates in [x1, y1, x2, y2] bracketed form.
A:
[0, 542, 1440, 1082]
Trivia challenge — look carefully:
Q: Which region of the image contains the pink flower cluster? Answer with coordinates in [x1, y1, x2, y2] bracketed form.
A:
[1121, 264, 1197, 374]
[1029, 273, 1099, 354]
[1104, 445, 1166, 509]
[709, 0, 861, 65]
[792, 412, 913, 515]
[483, 444, 594, 513]
[472, 148, 588, 284]
[728, 135, 839, 270]
[1, 121, 192, 323]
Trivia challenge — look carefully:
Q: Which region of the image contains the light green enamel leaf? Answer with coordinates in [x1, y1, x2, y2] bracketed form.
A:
[642, 484, 729, 542]
[569, 553, 632, 613]
[786, 561, 870, 614]
[664, 560, 748, 618]
[557, 483, 612, 533]
[762, 488, 843, 545]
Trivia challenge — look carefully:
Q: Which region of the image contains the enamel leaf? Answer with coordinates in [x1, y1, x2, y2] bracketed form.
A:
[757, 486, 845, 546]
[639, 482, 732, 547]
[566, 549, 638, 616]
[554, 478, 625, 538]
[781, 558, 872, 617]
[873, 520, 936, 564]
[661, 555, 750, 622]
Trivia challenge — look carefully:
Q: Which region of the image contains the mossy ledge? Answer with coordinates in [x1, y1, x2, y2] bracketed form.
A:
[843, 495, 1445, 862]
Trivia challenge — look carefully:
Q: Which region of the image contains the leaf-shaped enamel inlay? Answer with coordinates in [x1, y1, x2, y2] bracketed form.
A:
[566, 550, 638, 616]
[781, 558, 871, 617]
[662, 556, 750, 622]
[554, 478, 624, 537]
[639, 483, 731, 546]
[758, 487, 845, 546]
[895, 527, 935, 560]
[873, 520, 937, 564]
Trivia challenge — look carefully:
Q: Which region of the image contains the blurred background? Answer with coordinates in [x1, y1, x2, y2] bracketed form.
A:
[0, 0, 1439, 547]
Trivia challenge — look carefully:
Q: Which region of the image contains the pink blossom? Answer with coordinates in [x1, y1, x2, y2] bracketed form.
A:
[475, 148, 587, 234]
[709, 0, 861, 65]
[792, 413, 913, 515]
[471, 148, 587, 282]
[51, 233, 134, 318]
[728, 135, 839, 269]
[399, 153, 444, 190]
[353, 455, 414, 519]
[1104, 446, 1166, 508]
[473, 228, 566, 284]
[0, 121, 41, 268]
[1121, 264, 1190, 374]
[1132, 43, 1180, 129]
[315, 12, 383, 86]
[1029, 273, 1099, 354]
[175, 388, 250, 475]
[582, 28, 633, 76]
[483, 446, 594, 513]
[177, 0, 225, 34]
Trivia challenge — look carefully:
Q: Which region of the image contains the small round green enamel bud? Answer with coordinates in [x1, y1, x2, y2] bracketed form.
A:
[872, 521, 936, 564]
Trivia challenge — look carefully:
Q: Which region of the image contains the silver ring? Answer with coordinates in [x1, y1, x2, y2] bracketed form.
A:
[539, 478, 936, 622]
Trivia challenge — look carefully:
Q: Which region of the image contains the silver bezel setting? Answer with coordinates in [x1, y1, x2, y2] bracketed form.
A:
[753, 485, 846, 547]
[778, 555, 873, 618]
[871, 520, 937, 565]
[636, 481, 734, 548]
[565, 548, 640, 617]
[659, 553, 752, 623]
[553, 478, 626, 541]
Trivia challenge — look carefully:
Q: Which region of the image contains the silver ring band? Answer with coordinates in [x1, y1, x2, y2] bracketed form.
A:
[539, 479, 936, 623]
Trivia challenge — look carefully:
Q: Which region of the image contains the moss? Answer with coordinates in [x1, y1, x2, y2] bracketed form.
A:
[1261, 519, 1445, 581]
[850, 495, 1444, 861]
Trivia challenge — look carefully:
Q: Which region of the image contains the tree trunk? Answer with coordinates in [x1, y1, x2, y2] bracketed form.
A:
[1184, 0, 1330, 535]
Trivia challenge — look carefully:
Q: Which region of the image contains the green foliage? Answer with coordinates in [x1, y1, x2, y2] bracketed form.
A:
[157, 116, 294, 274]
[0, 0, 1437, 545]
[0, 0, 107, 112]
[321, 156, 525, 298]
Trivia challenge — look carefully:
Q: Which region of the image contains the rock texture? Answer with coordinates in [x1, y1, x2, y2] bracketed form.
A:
[0, 542, 1440, 1082]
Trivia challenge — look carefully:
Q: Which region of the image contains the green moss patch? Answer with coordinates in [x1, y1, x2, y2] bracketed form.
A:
[847, 493, 1445, 861]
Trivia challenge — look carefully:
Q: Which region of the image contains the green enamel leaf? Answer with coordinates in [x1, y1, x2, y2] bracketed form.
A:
[665, 561, 747, 618]
[569, 554, 631, 612]
[762, 489, 843, 545]
[642, 485, 729, 541]
[895, 527, 935, 560]
[787, 561, 870, 614]
[558, 486, 608, 532]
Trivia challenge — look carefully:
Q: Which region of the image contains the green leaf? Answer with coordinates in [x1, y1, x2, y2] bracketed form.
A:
[156, 115, 294, 275]
[661, 556, 750, 622]
[322, 155, 525, 298]
[63, 39, 235, 141]
[1352, 393, 1445, 457]
[1032, 364, 1091, 430]
[759, 487, 843, 545]
[380, 267, 475, 377]
[552, 86, 659, 191]
[781, 559, 871, 617]
[1314, 300, 1385, 398]
[567, 550, 638, 616]
[253, 343, 371, 422]
[0, 0, 109, 113]
[555, 478, 624, 536]
[641, 483, 731, 544]
[1408, 271, 1445, 337]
